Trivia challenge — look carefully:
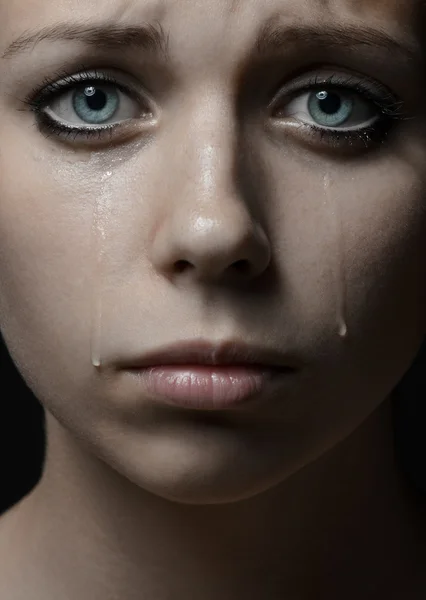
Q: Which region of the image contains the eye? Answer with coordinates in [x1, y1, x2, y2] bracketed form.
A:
[276, 87, 378, 131]
[44, 81, 143, 128]
[268, 72, 406, 153]
[24, 68, 156, 143]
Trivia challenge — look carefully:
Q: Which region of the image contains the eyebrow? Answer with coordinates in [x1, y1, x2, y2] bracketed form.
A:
[1, 19, 419, 65]
[1, 21, 170, 60]
[255, 22, 419, 62]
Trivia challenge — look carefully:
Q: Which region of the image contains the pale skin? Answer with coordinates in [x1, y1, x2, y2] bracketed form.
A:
[1, 0, 426, 598]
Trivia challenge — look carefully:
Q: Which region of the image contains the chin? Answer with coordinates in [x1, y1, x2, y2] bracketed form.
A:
[92, 421, 297, 506]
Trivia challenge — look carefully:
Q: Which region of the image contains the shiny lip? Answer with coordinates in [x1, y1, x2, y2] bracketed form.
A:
[121, 340, 300, 371]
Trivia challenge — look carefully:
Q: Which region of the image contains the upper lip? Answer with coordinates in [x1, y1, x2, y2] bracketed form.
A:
[122, 340, 300, 370]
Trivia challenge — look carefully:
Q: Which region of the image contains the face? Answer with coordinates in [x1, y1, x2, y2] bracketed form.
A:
[0, 0, 425, 505]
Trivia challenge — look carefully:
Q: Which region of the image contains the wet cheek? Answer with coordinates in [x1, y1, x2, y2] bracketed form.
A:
[329, 169, 426, 345]
[0, 157, 96, 371]
[266, 154, 426, 353]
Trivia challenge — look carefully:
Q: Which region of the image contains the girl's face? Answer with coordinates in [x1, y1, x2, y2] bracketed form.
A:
[0, 0, 425, 503]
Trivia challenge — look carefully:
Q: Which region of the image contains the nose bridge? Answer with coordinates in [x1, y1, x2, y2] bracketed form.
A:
[182, 90, 239, 205]
[148, 88, 271, 284]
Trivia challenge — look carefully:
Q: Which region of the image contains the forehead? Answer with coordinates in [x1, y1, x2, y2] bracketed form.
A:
[0, 0, 422, 50]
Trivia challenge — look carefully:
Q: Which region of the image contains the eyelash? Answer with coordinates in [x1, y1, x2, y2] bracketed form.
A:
[23, 66, 141, 142]
[271, 73, 406, 149]
[22, 66, 407, 148]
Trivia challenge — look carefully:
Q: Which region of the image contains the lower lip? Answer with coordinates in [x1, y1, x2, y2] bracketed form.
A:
[126, 365, 291, 410]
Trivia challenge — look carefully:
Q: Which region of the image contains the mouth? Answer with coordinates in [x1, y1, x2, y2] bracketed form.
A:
[121, 339, 300, 371]
[119, 339, 300, 411]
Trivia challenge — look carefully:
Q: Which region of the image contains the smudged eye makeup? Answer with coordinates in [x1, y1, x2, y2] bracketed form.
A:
[22, 67, 154, 143]
[269, 72, 406, 151]
[21, 66, 407, 151]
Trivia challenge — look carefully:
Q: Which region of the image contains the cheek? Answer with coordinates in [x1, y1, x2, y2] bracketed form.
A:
[0, 139, 160, 405]
[0, 151, 97, 377]
[266, 153, 426, 363]
[341, 166, 426, 334]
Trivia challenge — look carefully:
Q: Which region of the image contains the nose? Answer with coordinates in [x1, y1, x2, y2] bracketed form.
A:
[149, 104, 271, 286]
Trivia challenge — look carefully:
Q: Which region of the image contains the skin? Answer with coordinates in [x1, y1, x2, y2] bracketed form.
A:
[1, 0, 426, 598]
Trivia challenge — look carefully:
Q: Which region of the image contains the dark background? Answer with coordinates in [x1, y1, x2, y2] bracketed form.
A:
[1, 335, 45, 514]
[1, 333, 425, 515]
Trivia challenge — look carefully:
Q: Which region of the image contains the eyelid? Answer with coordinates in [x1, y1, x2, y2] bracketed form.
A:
[26, 66, 155, 115]
[268, 69, 399, 112]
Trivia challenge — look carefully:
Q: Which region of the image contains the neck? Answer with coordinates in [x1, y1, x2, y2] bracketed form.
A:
[4, 398, 426, 600]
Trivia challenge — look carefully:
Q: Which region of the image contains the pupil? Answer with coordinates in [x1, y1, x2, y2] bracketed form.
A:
[317, 91, 342, 115]
[85, 88, 107, 111]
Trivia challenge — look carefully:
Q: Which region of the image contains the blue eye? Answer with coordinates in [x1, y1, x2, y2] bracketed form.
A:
[269, 72, 406, 152]
[42, 80, 141, 129]
[36, 75, 150, 134]
[308, 90, 355, 128]
[284, 87, 378, 131]
[72, 85, 120, 124]
[25, 69, 156, 144]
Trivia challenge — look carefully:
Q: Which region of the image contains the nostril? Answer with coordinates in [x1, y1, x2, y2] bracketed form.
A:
[232, 260, 251, 273]
[173, 259, 251, 277]
[174, 260, 192, 273]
